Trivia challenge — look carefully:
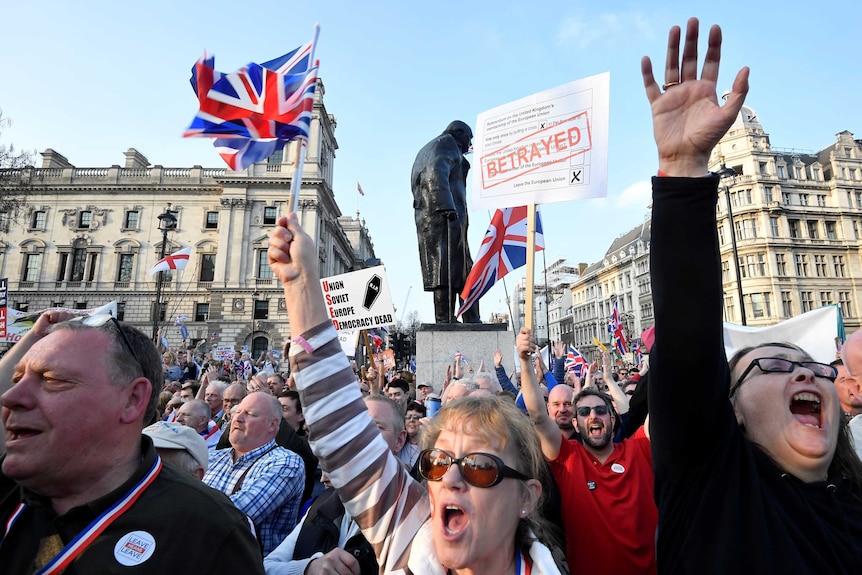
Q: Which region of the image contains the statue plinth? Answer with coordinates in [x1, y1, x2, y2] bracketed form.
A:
[414, 323, 514, 395]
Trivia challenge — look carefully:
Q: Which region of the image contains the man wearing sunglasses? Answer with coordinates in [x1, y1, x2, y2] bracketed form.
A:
[0, 310, 264, 573]
[517, 328, 657, 575]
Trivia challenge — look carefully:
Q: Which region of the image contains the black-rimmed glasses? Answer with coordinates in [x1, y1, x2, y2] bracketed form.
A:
[418, 448, 529, 488]
[731, 357, 837, 397]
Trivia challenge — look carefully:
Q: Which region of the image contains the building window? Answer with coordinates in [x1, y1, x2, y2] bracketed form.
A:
[254, 299, 269, 320]
[795, 254, 808, 277]
[257, 250, 273, 279]
[816, 194, 826, 207]
[152, 302, 167, 322]
[814, 254, 827, 277]
[812, 167, 821, 181]
[78, 211, 92, 229]
[263, 206, 277, 225]
[788, 220, 800, 238]
[839, 292, 853, 318]
[807, 220, 819, 239]
[777, 165, 786, 179]
[721, 261, 730, 283]
[825, 221, 837, 240]
[795, 166, 803, 180]
[833, 255, 846, 277]
[775, 253, 787, 276]
[205, 211, 219, 229]
[724, 297, 736, 323]
[759, 162, 768, 176]
[117, 253, 134, 282]
[820, 291, 834, 307]
[801, 291, 814, 313]
[117, 302, 126, 321]
[856, 192, 862, 209]
[756, 253, 767, 276]
[770, 217, 780, 237]
[0, 211, 9, 232]
[781, 291, 793, 318]
[718, 225, 726, 245]
[764, 186, 773, 202]
[200, 254, 216, 282]
[195, 303, 209, 322]
[267, 146, 284, 164]
[747, 293, 771, 319]
[22, 254, 42, 282]
[30, 210, 47, 230]
[16, 302, 29, 313]
[124, 210, 139, 230]
[70, 248, 88, 281]
[855, 220, 860, 240]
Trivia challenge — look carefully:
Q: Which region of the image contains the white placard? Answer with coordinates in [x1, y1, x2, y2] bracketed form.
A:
[320, 265, 396, 331]
[472, 73, 610, 211]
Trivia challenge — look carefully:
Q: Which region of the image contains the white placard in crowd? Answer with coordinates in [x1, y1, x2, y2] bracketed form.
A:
[471, 72, 610, 211]
[320, 265, 396, 332]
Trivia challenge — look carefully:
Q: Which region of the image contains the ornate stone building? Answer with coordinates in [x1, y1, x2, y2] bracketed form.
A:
[567, 104, 862, 361]
[0, 80, 377, 357]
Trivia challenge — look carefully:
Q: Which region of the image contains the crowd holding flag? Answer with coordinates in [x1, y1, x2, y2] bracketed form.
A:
[183, 27, 320, 171]
[632, 339, 643, 367]
[608, 300, 628, 356]
[149, 247, 191, 276]
[457, 206, 545, 319]
[564, 345, 587, 377]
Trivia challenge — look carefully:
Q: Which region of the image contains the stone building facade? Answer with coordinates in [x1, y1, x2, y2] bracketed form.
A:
[0, 80, 377, 357]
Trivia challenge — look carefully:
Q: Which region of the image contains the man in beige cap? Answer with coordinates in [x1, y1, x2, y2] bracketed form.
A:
[143, 420, 209, 480]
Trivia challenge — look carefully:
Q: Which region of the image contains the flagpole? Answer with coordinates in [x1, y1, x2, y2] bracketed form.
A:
[525, 204, 537, 334]
[287, 23, 320, 214]
[542, 245, 550, 347]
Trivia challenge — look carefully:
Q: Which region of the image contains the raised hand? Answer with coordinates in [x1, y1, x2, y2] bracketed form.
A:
[641, 17, 749, 177]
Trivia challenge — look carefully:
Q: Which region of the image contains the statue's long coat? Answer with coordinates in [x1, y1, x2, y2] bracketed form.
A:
[411, 133, 473, 292]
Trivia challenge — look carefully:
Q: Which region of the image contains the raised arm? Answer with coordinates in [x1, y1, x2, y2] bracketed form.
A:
[516, 328, 563, 460]
[602, 351, 630, 415]
[642, 18, 749, 462]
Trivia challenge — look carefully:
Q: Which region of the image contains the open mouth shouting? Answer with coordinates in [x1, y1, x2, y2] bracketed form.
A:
[789, 392, 822, 429]
[439, 503, 469, 540]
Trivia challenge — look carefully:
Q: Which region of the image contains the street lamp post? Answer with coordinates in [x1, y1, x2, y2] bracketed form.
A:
[717, 163, 746, 325]
[251, 289, 260, 344]
[152, 206, 178, 342]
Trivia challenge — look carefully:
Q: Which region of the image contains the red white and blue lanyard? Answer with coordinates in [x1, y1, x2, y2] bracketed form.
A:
[515, 549, 532, 575]
[2, 456, 162, 575]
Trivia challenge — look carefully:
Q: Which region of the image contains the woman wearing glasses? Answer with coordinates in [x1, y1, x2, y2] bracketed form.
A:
[268, 224, 566, 572]
[646, 18, 862, 573]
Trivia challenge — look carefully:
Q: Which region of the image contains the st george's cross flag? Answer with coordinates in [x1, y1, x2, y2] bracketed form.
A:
[457, 206, 544, 318]
[150, 247, 192, 276]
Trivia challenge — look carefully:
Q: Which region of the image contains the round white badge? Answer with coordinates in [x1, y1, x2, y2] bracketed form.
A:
[113, 530, 156, 566]
[611, 463, 626, 474]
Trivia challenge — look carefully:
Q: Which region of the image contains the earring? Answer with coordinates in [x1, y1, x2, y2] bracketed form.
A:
[520, 509, 526, 517]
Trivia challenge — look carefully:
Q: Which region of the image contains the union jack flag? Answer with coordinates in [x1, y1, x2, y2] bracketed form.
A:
[184, 28, 320, 171]
[456, 206, 544, 318]
[565, 345, 587, 377]
[608, 301, 628, 356]
[368, 330, 384, 351]
[632, 339, 643, 367]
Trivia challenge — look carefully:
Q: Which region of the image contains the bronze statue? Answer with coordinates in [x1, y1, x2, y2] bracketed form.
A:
[411, 121, 479, 324]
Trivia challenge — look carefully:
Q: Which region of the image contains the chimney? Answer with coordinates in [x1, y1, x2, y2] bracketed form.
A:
[124, 148, 150, 169]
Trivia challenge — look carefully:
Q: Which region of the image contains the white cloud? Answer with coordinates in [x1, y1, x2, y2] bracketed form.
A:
[615, 179, 652, 209]
[556, 11, 657, 51]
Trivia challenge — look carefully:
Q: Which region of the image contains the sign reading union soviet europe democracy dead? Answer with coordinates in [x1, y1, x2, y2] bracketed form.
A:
[320, 265, 396, 331]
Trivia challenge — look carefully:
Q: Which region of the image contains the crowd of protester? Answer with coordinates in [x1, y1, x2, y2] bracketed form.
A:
[1, 17, 861, 575]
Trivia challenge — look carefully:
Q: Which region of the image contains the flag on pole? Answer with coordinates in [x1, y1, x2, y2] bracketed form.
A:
[149, 247, 191, 276]
[632, 339, 642, 367]
[357, 182, 365, 196]
[565, 345, 587, 377]
[457, 206, 544, 318]
[608, 300, 628, 356]
[183, 30, 320, 171]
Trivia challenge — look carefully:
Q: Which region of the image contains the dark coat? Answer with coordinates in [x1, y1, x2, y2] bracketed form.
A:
[411, 133, 473, 291]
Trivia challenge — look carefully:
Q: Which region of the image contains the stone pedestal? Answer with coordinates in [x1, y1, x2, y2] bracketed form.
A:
[415, 323, 514, 395]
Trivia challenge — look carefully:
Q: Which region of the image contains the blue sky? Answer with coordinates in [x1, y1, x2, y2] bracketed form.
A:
[2, 1, 860, 323]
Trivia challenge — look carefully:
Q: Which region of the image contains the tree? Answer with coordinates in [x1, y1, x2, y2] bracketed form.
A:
[0, 110, 35, 222]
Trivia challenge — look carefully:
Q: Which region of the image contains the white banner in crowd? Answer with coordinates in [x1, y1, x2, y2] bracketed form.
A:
[471, 72, 610, 211]
[723, 305, 843, 365]
[1, 301, 118, 343]
[320, 265, 396, 332]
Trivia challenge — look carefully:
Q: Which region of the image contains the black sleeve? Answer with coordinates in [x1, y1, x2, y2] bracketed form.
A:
[649, 176, 736, 471]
